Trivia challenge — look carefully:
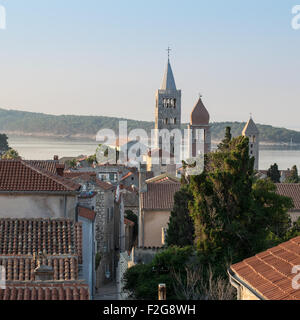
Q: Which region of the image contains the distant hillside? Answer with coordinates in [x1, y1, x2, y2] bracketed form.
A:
[0, 108, 298, 144]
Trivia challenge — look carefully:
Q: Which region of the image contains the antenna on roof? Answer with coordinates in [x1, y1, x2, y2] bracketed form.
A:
[166, 46, 171, 61]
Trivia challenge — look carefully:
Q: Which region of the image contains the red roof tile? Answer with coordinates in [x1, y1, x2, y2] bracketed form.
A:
[0, 281, 89, 300]
[95, 178, 115, 191]
[25, 160, 59, 175]
[78, 207, 96, 221]
[276, 184, 300, 210]
[0, 160, 80, 192]
[230, 236, 300, 300]
[141, 183, 180, 210]
[0, 257, 78, 281]
[0, 218, 82, 261]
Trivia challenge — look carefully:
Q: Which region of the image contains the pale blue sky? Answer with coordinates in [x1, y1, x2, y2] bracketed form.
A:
[0, 0, 300, 128]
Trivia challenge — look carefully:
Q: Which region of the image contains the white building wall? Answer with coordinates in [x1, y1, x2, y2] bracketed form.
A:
[0, 194, 77, 220]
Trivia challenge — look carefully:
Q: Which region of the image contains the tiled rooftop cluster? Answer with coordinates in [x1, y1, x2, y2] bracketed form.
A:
[0, 218, 81, 258]
[0, 282, 89, 300]
[0, 257, 78, 281]
[0, 219, 83, 279]
[231, 236, 300, 300]
[0, 218, 89, 300]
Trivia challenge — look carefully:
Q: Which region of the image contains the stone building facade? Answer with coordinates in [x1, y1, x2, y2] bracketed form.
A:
[155, 57, 181, 155]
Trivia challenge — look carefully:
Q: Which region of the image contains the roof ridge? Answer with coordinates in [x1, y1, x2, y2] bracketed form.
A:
[21, 160, 80, 191]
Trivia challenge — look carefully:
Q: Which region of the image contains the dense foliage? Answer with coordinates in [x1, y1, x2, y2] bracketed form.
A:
[123, 246, 194, 300]
[285, 165, 299, 183]
[0, 134, 9, 153]
[0, 108, 299, 143]
[166, 186, 194, 247]
[124, 128, 300, 300]
[190, 135, 295, 277]
[267, 163, 281, 183]
[2, 148, 20, 160]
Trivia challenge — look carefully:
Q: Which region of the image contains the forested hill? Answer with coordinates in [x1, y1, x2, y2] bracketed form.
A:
[0, 108, 298, 144]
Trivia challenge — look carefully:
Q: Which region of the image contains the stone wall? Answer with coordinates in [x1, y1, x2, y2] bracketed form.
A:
[94, 187, 116, 288]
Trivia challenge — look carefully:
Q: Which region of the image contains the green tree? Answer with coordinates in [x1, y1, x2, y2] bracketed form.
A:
[217, 126, 232, 151]
[0, 134, 9, 154]
[286, 165, 299, 183]
[166, 186, 195, 247]
[66, 158, 77, 169]
[123, 246, 194, 300]
[2, 148, 20, 160]
[189, 135, 294, 277]
[86, 154, 97, 165]
[267, 163, 281, 183]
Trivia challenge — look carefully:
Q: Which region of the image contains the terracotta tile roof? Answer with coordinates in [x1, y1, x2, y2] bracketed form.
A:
[276, 184, 300, 210]
[141, 183, 180, 210]
[78, 206, 96, 221]
[63, 171, 96, 179]
[120, 171, 134, 181]
[0, 281, 89, 300]
[0, 160, 81, 193]
[146, 173, 181, 184]
[0, 256, 78, 281]
[0, 218, 82, 262]
[230, 236, 300, 300]
[95, 178, 115, 191]
[25, 160, 59, 175]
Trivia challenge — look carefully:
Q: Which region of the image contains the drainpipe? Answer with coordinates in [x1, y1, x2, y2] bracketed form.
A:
[64, 195, 67, 218]
[228, 269, 241, 300]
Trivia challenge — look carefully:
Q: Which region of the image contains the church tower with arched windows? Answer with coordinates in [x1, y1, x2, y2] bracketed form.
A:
[242, 116, 260, 170]
[154, 53, 181, 154]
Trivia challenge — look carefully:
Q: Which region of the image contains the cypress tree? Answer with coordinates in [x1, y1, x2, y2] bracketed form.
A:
[267, 163, 281, 183]
[189, 135, 294, 276]
[166, 185, 194, 247]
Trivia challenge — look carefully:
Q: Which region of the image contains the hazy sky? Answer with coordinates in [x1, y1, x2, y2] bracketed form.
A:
[1, 0, 300, 129]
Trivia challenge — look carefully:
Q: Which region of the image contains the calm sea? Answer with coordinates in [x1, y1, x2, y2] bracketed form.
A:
[7, 136, 300, 171]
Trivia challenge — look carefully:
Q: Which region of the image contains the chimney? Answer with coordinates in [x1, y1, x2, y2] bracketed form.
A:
[55, 163, 65, 177]
[33, 252, 54, 281]
[34, 264, 54, 281]
[138, 163, 148, 193]
[53, 155, 59, 161]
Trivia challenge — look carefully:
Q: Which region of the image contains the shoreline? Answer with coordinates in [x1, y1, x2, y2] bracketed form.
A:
[6, 133, 300, 147]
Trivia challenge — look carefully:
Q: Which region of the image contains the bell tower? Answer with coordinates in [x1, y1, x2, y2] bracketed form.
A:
[242, 116, 260, 170]
[154, 48, 181, 155]
[188, 96, 211, 157]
